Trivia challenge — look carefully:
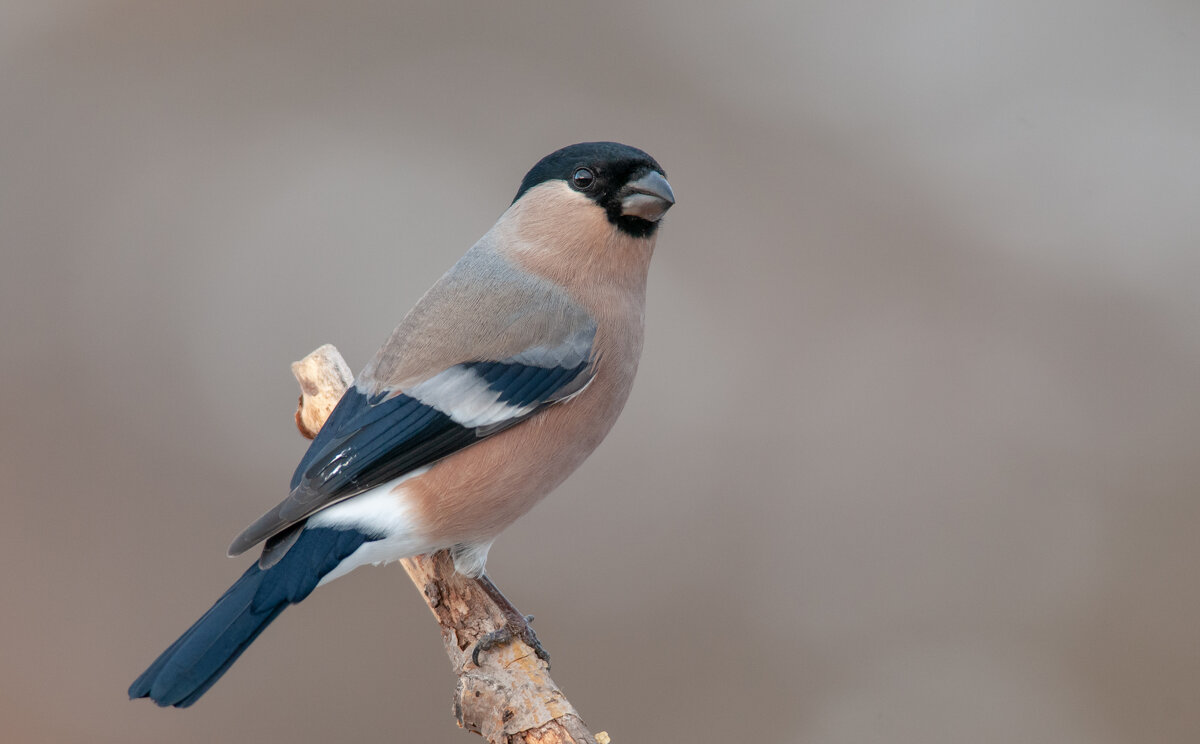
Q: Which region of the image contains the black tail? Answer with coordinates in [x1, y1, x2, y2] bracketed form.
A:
[129, 527, 374, 707]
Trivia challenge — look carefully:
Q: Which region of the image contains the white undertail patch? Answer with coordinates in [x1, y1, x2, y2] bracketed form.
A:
[310, 469, 433, 586]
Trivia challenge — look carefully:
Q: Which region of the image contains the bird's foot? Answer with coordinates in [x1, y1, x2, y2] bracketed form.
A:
[471, 613, 551, 667]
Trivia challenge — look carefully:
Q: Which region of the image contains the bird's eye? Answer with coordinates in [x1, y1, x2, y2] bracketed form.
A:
[571, 167, 595, 190]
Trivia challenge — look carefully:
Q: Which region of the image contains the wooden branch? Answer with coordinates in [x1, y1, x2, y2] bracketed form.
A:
[291, 345, 608, 744]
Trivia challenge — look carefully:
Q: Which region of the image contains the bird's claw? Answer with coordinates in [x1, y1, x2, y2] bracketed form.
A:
[471, 614, 550, 667]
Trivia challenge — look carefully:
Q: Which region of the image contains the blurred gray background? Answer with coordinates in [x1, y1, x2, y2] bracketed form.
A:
[3, 2, 1199, 742]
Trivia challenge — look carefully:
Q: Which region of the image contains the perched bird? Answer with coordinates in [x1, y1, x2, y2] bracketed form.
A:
[129, 142, 674, 708]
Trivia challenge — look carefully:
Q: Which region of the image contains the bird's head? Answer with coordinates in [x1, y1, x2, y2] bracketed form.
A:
[511, 142, 674, 239]
[486, 142, 673, 292]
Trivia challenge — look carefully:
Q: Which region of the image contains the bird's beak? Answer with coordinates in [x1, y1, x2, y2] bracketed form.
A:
[619, 171, 675, 222]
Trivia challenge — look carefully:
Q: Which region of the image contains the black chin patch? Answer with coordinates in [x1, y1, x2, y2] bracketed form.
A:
[612, 212, 660, 239]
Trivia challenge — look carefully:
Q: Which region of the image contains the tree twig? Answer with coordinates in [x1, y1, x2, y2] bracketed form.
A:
[291, 344, 607, 744]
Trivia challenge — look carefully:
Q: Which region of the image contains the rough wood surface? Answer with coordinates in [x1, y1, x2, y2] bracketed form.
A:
[291, 345, 605, 744]
[291, 343, 355, 439]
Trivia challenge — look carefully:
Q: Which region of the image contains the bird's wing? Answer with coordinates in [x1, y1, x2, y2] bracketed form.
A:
[228, 248, 597, 557]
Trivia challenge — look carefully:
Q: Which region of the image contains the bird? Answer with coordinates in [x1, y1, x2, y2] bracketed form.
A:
[128, 141, 674, 708]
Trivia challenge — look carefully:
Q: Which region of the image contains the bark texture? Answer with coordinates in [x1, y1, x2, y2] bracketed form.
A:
[291, 345, 606, 744]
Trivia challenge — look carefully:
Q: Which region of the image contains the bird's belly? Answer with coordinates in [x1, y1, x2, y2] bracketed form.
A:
[406, 371, 632, 546]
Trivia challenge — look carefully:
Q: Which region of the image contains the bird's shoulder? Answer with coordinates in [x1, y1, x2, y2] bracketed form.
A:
[360, 245, 595, 393]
